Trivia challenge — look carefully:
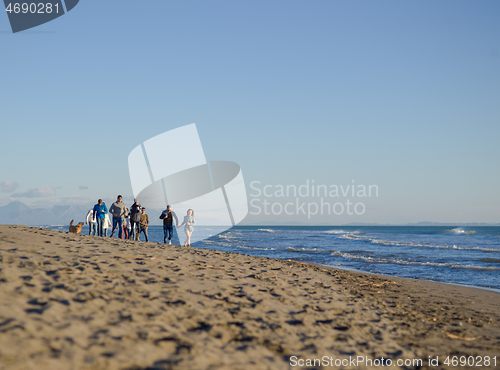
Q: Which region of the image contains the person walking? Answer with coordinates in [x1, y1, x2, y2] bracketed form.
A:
[85, 207, 97, 236]
[103, 211, 112, 237]
[122, 208, 130, 239]
[178, 209, 195, 247]
[139, 207, 149, 242]
[109, 195, 127, 238]
[93, 199, 108, 237]
[160, 205, 178, 244]
[129, 199, 141, 240]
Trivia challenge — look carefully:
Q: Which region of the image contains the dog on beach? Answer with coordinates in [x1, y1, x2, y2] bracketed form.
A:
[69, 220, 84, 234]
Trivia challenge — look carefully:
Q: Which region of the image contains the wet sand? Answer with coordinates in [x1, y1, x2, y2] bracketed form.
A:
[0, 225, 499, 369]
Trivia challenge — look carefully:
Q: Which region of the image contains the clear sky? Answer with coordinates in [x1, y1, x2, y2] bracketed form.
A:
[0, 1, 499, 224]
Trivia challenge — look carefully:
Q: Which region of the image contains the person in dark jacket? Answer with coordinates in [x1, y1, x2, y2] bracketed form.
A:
[129, 199, 141, 240]
[160, 205, 178, 244]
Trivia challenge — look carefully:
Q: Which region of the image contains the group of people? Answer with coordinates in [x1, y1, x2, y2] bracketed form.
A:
[85, 195, 150, 241]
[85, 195, 196, 246]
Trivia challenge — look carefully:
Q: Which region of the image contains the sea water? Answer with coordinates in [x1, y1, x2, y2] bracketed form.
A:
[48, 225, 500, 291]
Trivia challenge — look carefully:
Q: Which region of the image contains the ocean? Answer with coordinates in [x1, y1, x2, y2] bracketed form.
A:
[49, 225, 500, 292]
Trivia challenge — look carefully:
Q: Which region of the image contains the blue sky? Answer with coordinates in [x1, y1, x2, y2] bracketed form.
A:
[0, 1, 499, 224]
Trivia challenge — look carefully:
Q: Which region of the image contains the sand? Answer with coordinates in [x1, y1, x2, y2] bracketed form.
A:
[0, 225, 499, 370]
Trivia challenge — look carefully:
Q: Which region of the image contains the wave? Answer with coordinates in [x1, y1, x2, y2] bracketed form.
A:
[324, 229, 361, 235]
[350, 249, 375, 254]
[330, 251, 500, 271]
[217, 232, 242, 240]
[257, 229, 276, 233]
[441, 228, 476, 236]
[236, 245, 276, 251]
[479, 258, 500, 264]
[338, 233, 499, 253]
[285, 246, 321, 252]
[338, 233, 365, 240]
[450, 245, 500, 253]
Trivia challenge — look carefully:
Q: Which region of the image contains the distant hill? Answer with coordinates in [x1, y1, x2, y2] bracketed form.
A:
[0, 201, 89, 226]
[0, 201, 166, 227]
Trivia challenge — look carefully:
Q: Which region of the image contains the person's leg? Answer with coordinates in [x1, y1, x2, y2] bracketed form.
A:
[140, 226, 147, 242]
[111, 217, 118, 237]
[103, 227, 108, 237]
[132, 222, 137, 240]
[187, 230, 192, 247]
[163, 225, 168, 243]
[136, 222, 140, 240]
[133, 222, 139, 240]
[96, 219, 102, 236]
[117, 218, 123, 238]
[167, 226, 173, 244]
[129, 222, 134, 240]
[184, 229, 189, 246]
[91, 222, 96, 236]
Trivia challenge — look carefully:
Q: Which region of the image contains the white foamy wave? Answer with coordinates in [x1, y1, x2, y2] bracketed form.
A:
[338, 233, 366, 241]
[286, 246, 320, 252]
[337, 233, 498, 252]
[330, 251, 500, 270]
[236, 245, 276, 251]
[450, 245, 500, 252]
[218, 232, 241, 240]
[444, 228, 476, 236]
[324, 230, 347, 234]
[258, 229, 276, 233]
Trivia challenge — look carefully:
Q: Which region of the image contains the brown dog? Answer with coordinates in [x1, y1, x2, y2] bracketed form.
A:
[69, 219, 84, 234]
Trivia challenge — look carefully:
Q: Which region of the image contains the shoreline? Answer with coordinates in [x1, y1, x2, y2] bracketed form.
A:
[42, 224, 500, 293]
[1, 225, 499, 369]
[316, 263, 500, 295]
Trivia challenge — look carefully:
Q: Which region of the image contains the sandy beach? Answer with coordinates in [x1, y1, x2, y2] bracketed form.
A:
[0, 225, 499, 370]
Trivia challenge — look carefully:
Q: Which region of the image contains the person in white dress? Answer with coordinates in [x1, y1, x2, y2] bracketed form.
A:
[178, 209, 195, 247]
[103, 212, 112, 237]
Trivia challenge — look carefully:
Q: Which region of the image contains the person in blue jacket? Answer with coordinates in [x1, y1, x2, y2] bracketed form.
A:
[93, 199, 108, 237]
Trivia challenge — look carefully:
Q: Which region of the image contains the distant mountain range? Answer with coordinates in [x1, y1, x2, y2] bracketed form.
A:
[0, 201, 165, 226]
